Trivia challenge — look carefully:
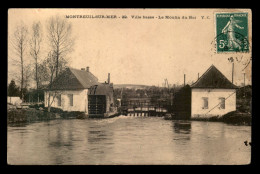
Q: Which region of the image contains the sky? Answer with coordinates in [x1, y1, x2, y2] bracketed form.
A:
[8, 9, 252, 88]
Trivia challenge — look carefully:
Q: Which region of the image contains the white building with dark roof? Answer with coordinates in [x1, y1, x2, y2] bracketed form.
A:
[44, 67, 115, 117]
[190, 65, 238, 118]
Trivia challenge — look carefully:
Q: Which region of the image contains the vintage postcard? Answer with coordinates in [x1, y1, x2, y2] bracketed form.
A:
[7, 8, 252, 165]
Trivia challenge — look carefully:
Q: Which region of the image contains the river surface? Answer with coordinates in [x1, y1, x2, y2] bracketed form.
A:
[7, 116, 251, 165]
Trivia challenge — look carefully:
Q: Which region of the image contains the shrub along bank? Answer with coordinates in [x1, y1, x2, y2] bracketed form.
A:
[7, 108, 57, 124]
[190, 111, 251, 126]
[7, 107, 86, 124]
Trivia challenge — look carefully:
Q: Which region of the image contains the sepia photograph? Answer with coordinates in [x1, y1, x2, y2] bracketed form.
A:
[7, 8, 252, 165]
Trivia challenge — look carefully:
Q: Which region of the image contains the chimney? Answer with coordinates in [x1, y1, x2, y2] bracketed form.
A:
[81, 68, 85, 71]
[108, 73, 110, 84]
[86, 67, 89, 72]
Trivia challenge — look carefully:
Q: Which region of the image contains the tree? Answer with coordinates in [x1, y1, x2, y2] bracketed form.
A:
[10, 23, 29, 101]
[8, 80, 20, 96]
[39, 51, 68, 112]
[39, 51, 57, 112]
[30, 21, 42, 103]
[46, 15, 74, 78]
[23, 64, 32, 90]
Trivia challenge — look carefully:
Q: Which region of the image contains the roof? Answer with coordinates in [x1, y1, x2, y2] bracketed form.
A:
[88, 83, 114, 96]
[47, 67, 99, 90]
[191, 65, 238, 89]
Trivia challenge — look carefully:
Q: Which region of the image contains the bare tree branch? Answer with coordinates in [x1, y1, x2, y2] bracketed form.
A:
[11, 23, 29, 101]
[30, 21, 42, 91]
[46, 15, 74, 78]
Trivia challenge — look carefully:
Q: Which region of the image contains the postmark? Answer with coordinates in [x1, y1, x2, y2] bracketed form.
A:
[215, 12, 249, 53]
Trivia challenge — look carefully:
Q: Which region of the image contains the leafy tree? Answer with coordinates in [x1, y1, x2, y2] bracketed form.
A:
[8, 80, 20, 97]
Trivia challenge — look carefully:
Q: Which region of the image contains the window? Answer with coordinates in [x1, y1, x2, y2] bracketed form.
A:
[57, 94, 61, 106]
[68, 94, 73, 106]
[202, 97, 208, 109]
[219, 97, 225, 109]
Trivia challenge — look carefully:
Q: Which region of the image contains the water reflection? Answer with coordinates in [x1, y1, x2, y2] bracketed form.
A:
[8, 122, 28, 127]
[88, 130, 109, 143]
[7, 117, 251, 165]
[49, 122, 73, 149]
[171, 121, 191, 143]
[173, 121, 191, 134]
[47, 121, 75, 164]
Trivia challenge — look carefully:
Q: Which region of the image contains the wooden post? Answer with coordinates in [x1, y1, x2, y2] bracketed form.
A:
[244, 73, 246, 98]
[170, 92, 173, 106]
[108, 73, 110, 84]
[37, 91, 39, 106]
[232, 62, 234, 84]
[184, 74, 186, 86]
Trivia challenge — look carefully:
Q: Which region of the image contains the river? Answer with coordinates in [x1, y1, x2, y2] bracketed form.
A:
[7, 116, 251, 165]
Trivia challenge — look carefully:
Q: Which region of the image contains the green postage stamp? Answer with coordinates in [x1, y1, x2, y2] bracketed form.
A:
[215, 12, 249, 53]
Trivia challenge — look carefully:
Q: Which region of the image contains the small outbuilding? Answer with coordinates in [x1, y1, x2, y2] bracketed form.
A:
[190, 65, 238, 118]
[7, 96, 22, 106]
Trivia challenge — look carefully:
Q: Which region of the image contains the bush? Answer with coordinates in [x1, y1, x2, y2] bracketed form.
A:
[76, 112, 87, 119]
[61, 111, 85, 118]
[29, 103, 44, 109]
[222, 111, 251, 125]
[7, 109, 27, 123]
[43, 107, 64, 113]
[7, 108, 57, 124]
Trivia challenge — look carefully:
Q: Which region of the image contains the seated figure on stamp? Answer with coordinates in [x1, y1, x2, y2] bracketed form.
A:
[221, 15, 244, 51]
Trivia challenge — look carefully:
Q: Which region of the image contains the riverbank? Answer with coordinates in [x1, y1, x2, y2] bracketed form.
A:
[8, 105, 251, 126]
[7, 107, 86, 124]
[190, 111, 251, 126]
[164, 111, 251, 126]
[7, 108, 57, 124]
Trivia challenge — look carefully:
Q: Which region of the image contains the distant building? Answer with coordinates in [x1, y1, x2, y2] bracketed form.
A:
[113, 84, 149, 89]
[44, 67, 115, 117]
[190, 65, 238, 118]
[121, 97, 152, 108]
